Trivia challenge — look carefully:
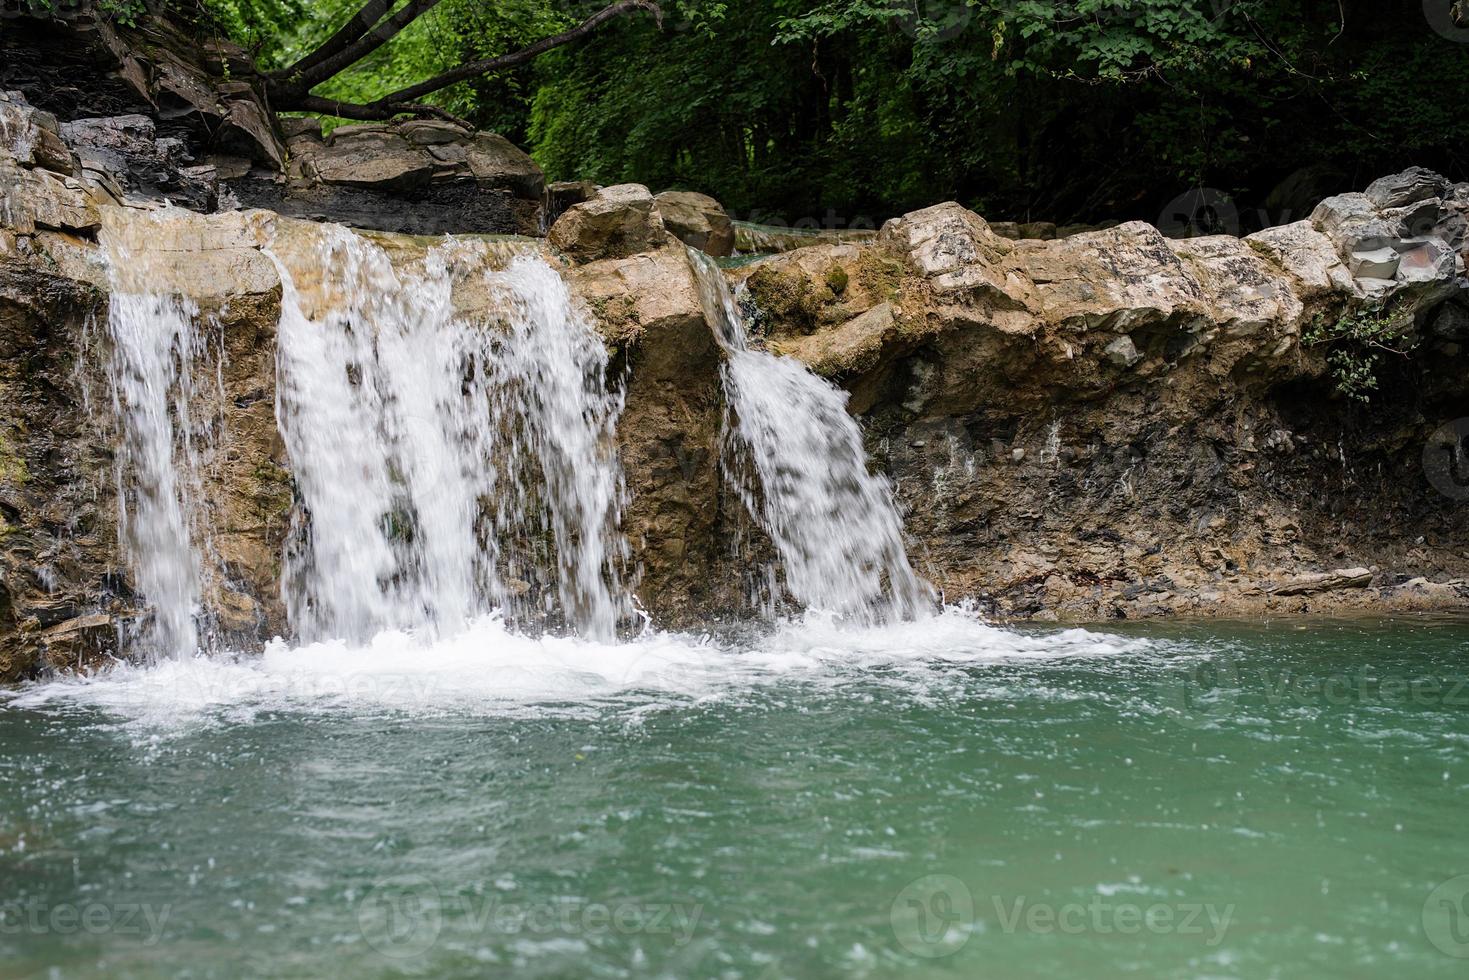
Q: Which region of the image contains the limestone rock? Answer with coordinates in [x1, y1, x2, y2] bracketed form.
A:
[0, 157, 100, 234]
[549, 184, 668, 263]
[304, 127, 434, 192]
[1364, 167, 1449, 210]
[1244, 221, 1354, 298]
[61, 113, 217, 210]
[242, 120, 546, 236]
[1271, 567, 1373, 596]
[880, 202, 1014, 302]
[1016, 222, 1207, 331]
[780, 302, 898, 378]
[654, 190, 735, 257]
[464, 131, 544, 200]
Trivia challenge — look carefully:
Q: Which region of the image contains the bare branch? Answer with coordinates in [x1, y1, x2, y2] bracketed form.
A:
[375, 0, 660, 107]
[291, 95, 474, 129]
[272, 0, 661, 126]
[282, 0, 447, 92]
[273, 0, 396, 83]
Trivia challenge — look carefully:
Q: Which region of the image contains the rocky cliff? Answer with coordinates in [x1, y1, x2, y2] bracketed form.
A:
[1, 70, 1467, 681]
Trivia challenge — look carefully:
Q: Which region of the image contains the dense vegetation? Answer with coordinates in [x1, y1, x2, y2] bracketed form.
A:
[199, 0, 1469, 226]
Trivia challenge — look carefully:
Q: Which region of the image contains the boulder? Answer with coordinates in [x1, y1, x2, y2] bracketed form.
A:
[0, 90, 73, 174]
[1245, 221, 1355, 298]
[301, 126, 435, 192]
[239, 120, 546, 236]
[60, 113, 217, 210]
[1364, 166, 1449, 210]
[654, 190, 735, 257]
[880, 202, 1014, 301]
[549, 183, 668, 263]
[463, 131, 544, 200]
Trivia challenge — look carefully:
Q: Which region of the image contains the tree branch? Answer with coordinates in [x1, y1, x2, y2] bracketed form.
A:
[375, 0, 659, 106]
[290, 95, 474, 129]
[272, 0, 661, 125]
[277, 0, 447, 93]
[272, 0, 396, 83]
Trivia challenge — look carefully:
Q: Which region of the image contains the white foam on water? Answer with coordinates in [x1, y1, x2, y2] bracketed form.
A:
[3, 609, 1149, 732]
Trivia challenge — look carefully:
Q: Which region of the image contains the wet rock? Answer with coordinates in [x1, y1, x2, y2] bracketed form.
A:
[654, 190, 735, 257]
[61, 113, 217, 210]
[0, 157, 100, 234]
[549, 184, 668, 263]
[0, 90, 73, 174]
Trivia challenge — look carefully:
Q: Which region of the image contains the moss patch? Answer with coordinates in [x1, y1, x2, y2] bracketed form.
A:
[0, 429, 29, 486]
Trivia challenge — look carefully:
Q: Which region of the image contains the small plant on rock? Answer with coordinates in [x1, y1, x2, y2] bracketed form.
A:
[1302, 302, 1416, 404]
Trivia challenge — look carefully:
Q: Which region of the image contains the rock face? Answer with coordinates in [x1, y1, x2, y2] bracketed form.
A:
[549, 184, 669, 263]
[2, 132, 1468, 680]
[0, 13, 282, 169]
[654, 190, 735, 256]
[738, 172, 1469, 622]
[3, 13, 549, 236]
[231, 119, 547, 236]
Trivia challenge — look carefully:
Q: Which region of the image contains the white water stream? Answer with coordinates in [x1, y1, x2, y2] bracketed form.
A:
[98, 217, 212, 660]
[268, 229, 627, 643]
[688, 248, 931, 623]
[89, 213, 933, 671]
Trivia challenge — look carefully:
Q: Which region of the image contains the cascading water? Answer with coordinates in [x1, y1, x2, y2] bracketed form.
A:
[269, 228, 494, 641]
[688, 248, 932, 623]
[97, 214, 212, 659]
[482, 257, 629, 641]
[268, 226, 628, 643]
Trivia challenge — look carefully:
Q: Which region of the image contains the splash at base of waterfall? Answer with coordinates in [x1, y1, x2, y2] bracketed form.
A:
[4, 608, 1146, 729]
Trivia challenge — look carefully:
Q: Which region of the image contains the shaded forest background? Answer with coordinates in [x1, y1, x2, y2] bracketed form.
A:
[196, 0, 1469, 228]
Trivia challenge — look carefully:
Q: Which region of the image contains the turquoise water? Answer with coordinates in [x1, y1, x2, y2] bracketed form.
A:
[2, 613, 1468, 978]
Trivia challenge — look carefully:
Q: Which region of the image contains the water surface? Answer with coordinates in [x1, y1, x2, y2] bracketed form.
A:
[3, 613, 1468, 978]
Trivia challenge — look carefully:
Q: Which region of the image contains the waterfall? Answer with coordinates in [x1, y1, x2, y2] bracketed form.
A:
[688, 248, 931, 623]
[268, 227, 627, 642]
[482, 257, 629, 642]
[98, 218, 211, 659]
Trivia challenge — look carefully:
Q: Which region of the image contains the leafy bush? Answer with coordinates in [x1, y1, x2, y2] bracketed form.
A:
[1302, 303, 1417, 403]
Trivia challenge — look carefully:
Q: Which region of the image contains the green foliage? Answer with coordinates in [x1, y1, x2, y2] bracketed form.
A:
[1303, 303, 1417, 404]
[188, 0, 1469, 225]
[19, 0, 149, 26]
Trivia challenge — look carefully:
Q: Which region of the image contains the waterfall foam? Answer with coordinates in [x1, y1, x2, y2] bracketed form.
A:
[268, 227, 628, 642]
[688, 248, 931, 623]
[97, 214, 213, 659]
